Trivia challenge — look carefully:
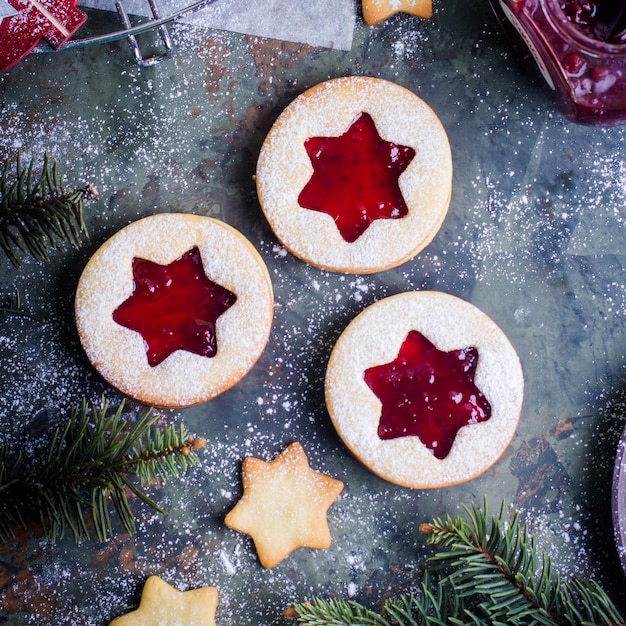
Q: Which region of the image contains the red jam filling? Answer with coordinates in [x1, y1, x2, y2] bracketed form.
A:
[112, 247, 237, 367]
[364, 330, 492, 460]
[297, 112, 416, 243]
[560, 2, 626, 43]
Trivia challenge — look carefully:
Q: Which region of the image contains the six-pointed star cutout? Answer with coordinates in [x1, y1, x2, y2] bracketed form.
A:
[297, 112, 416, 242]
[364, 330, 492, 460]
[109, 576, 218, 626]
[113, 247, 237, 367]
[224, 442, 344, 568]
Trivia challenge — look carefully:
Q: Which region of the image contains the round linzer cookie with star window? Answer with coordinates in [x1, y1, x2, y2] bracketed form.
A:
[75, 213, 273, 408]
[255, 76, 452, 274]
[325, 291, 524, 488]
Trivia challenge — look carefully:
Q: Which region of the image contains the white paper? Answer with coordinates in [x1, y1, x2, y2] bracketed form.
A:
[79, 0, 356, 50]
[0, 0, 17, 20]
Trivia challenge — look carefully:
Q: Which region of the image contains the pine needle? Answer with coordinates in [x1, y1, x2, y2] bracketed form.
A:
[0, 397, 206, 543]
[291, 499, 626, 626]
[0, 152, 96, 268]
[292, 598, 389, 625]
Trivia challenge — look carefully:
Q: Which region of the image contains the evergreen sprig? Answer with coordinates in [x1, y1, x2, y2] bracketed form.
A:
[0, 152, 96, 267]
[292, 499, 625, 626]
[0, 398, 206, 543]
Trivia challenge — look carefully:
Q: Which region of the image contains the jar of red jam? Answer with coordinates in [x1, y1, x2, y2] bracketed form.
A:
[489, 0, 626, 125]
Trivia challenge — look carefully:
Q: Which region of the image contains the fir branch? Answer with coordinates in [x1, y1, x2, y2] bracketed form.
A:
[291, 598, 389, 625]
[422, 498, 624, 625]
[290, 499, 625, 626]
[0, 152, 97, 267]
[380, 571, 464, 626]
[0, 398, 206, 543]
[292, 574, 463, 626]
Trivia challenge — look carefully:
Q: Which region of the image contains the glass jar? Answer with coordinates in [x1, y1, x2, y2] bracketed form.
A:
[489, 0, 626, 126]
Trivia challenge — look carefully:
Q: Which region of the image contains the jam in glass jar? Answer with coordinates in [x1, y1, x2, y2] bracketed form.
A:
[489, 0, 626, 125]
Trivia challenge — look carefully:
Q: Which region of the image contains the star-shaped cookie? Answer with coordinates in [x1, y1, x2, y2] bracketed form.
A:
[109, 576, 218, 626]
[362, 0, 432, 25]
[224, 442, 344, 568]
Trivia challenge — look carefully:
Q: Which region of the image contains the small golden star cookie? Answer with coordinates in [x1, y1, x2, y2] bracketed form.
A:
[109, 576, 218, 626]
[362, 0, 432, 25]
[224, 442, 344, 568]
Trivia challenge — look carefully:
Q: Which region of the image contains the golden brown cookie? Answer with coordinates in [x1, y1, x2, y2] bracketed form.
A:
[325, 291, 524, 488]
[362, 0, 432, 25]
[109, 576, 218, 626]
[75, 213, 273, 408]
[224, 442, 344, 568]
[256, 76, 451, 274]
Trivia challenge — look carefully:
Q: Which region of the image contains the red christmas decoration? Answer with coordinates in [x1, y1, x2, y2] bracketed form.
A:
[0, 0, 87, 72]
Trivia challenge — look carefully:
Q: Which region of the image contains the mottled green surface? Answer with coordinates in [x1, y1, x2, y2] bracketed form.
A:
[1, 2, 626, 624]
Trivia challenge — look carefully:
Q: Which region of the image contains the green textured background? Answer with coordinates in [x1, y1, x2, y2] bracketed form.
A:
[1, 1, 626, 624]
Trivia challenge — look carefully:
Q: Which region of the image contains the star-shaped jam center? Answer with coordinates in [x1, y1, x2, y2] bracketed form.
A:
[112, 247, 237, 367]
[297, 112, 416, 243]
[364, 330, 492, 460]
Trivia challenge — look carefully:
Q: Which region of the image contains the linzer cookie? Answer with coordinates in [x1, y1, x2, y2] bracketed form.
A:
[325, 291, 523, 488]
[75, 213, 273, 408]
[256, 76, 452, 274]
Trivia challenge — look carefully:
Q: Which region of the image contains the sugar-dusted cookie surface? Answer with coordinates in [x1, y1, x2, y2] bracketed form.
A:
[75, 213, 273, 408]
[224, 442, 344, 568]
[325, 291, 524, 489]
[362, 0, 432, 25]
[109, 576, 218, 626]
[256, 76, 451, 274]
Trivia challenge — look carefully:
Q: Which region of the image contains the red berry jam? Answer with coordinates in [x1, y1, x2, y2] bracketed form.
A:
[364, 330, 492, 460]
[297, 112, 416, 242]
[490, 0, 626, 125]
[113, 247, 237, 367]
[560, 2, 626, 43]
